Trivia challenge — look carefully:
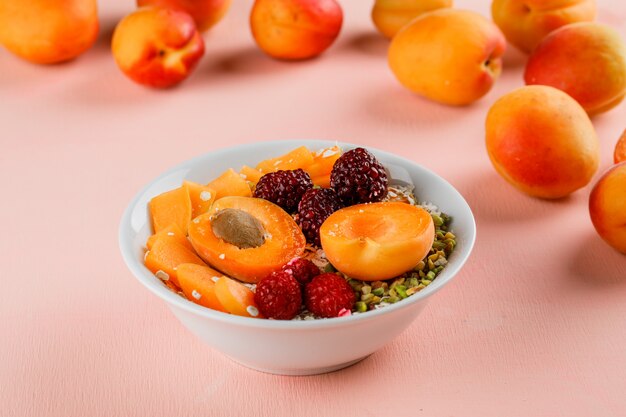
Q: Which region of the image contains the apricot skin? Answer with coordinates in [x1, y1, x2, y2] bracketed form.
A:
[250, 0, 343, 60]
[0, 0, 99, 64]
[492, 0, 596, 53]
[371, 0, 453, 39]
[589, 163, 626, 255]
[388, 9, 506, 106]
[137, 0, 232, 32]
[485, 85, 599, 199]
[524, 23, 626, 116]
[111, 7, 205, 88]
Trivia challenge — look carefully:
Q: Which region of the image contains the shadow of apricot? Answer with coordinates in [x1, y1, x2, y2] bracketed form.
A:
[204, 46, 305, 78]
[93, 16, 121, 52]
[457, 170, 574, 224]
[342, 31, 389, 57]
[501, 44, 528, 69]
[361, 83, 472, 126]
[567, 231, 626, 286]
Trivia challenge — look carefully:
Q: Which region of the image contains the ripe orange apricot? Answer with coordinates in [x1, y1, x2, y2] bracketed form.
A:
[320, 202, 435, 281]
[183, 180, 216, 218]
[256, 146, 315, 174]
[177, 263, 228, 312]
[239, 166, 264, 186]
[149, 186, 192, 234]
[188, 197, 306, 283]
[215, 276, 263, 318]
[146, 223, 193, 251]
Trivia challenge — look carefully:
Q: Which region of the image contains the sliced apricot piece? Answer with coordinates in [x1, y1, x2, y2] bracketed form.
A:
[188, 196, 306, 283]
[319, 202, 435, 281]
[146, 223, 193, 252]
[149, 186, 192, 234]
[311, 174, 331, 188]
[176, 263, 228, 312]
[256, 146, 314, 173]
[615, 129, 626, 164]
[305, 146, 342, 178]
[145, 236, 206, 287]
[239, 165, 264, 185]
[207, 168, 252, 200]
[214, 276, 262, 318]
[183, 180, 216, 218]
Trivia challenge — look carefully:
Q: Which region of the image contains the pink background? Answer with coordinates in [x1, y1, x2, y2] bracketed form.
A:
[1, 0, 625, 416]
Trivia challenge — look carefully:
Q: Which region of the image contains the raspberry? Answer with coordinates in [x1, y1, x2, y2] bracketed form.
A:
[254, 271, 302, 320]
[330, 147, 388, 205]
[253, 169, 313, 213]
[282, 258, 321, 286]
[297, 188, 343, 246]
[305, 273, 356, 318]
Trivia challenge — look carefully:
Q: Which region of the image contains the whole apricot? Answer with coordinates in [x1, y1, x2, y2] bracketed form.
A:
[137, 0, 232, 32]
[589, 163, 626, 254]
[0, 0, 98, 64]
[250, 0, 343, 60]
[371, 0, 453, 39]
[492, 0, 596, 53]
[388, 9, 506, 106]
[525, 23, 626, 116]
[485, 85, 599, 199]
[111, 7, 205, 88]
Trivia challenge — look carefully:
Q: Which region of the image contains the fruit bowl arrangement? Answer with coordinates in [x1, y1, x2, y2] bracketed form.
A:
[119, 140, 476, 374]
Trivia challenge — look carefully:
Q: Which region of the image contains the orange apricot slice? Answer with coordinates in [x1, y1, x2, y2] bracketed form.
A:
[256, 146, 314, 173]
[304, 146, 342, 178]
[145, 235, 206, 287]
[615, 129, 626, 164]
[146, 223, 193, 252]
[149, 186, 192, 234]
[188, 196, 306, 283]
[311, 174, 331, 188]
[183, 180, 216, 218]
[214, 276, 262, 318]
[319, 202, 435, 281]
[207, 168, 252, 200]
[239, 165, 264, 185]
[176, 263, 228, 312]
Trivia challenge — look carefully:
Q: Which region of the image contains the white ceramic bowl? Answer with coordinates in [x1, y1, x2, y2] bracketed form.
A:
[119, 140, 476, 375]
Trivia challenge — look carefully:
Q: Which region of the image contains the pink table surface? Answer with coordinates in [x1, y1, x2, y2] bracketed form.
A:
[1, 1, 625, 416]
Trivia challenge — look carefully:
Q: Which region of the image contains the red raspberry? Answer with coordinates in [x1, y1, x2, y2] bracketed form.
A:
[297, 188, 343, 246]
[305, 273, 356, 318]
[330, 147, 388, 205]
[282, 258, 321, 286]
[254, 271, 302, 320]
[253, 169, 313, 213]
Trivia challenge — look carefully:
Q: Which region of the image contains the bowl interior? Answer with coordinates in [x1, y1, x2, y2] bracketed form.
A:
[119, 140, 476, 327]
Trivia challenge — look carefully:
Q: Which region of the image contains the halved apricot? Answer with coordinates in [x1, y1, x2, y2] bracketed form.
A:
[183, 180, 216, 218]
[256, 146, 314, 173]
[319, 202, 435, 281]
[146, 223, 193, 252]
[207, 169, 252, 200]
[188, 196, 306, 283]
[177, 263, 228, 313]
[615, 129, 626, 164]
[149, 186, 192, 234]
[145, 235, 207, 287]
[215, 276, 262, 318]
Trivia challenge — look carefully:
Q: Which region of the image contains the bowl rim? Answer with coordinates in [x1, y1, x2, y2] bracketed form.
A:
[119, 139, 476, 329]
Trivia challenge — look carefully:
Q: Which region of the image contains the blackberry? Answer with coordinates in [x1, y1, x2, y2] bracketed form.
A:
[330, 147, 388, 205]
[253, 169, 313, 213]
[297, 188, 343, 246]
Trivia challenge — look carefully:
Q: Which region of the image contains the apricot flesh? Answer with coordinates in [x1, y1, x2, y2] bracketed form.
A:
[372, 0, 453, 39]
[320, 202, 435, 281]
[524, 23, 626, 116]
[215, 276, 262, 317]
[589, 163, 626, 254]
[177, 263, 228, 312]
[145, 235, 206, 287]
[485, 85, 599, 199]
[188, 197, 306, 283]
[149, 186, 192, 234]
